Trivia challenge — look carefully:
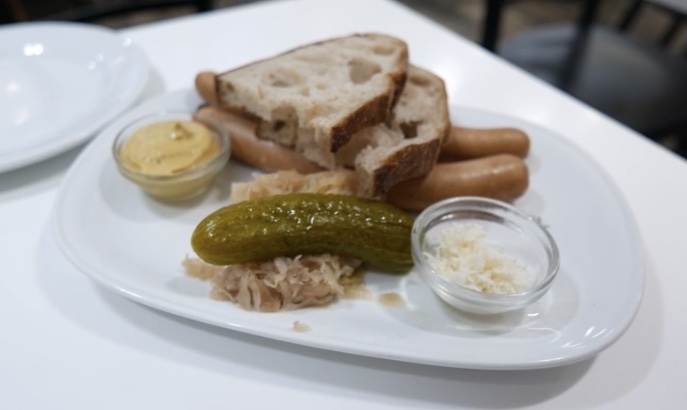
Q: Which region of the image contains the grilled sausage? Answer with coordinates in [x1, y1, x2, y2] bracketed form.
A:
[386, 154, 529, 212]
[195, 71, 219, 107]
[440, 126, 530, 161]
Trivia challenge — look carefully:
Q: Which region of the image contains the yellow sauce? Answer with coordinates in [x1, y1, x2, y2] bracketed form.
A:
[120, 120, 219, 176]
[378, 292, 406, 308]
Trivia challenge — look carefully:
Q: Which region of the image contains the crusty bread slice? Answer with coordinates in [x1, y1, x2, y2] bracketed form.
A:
[343, 65, 451, 197]
[201, 64, 449, 198]
[215, 33, 408, 168]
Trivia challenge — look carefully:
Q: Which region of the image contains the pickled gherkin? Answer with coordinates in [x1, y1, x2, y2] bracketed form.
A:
[191, 193, 414, 272]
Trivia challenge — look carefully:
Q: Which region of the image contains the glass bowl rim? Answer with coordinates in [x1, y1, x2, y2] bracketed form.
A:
[411, 196, 561, 302]
[111, 110, 231, 182]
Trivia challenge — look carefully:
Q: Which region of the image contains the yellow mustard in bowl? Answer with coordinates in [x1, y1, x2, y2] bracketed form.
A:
[119, 120, 220, 176]
[113, 112, 231, 202]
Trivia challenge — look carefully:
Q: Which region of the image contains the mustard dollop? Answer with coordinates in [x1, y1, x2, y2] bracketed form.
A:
[120, 120, 219, 176]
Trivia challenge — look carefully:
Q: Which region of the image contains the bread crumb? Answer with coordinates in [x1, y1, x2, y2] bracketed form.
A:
[293, 320, 311, 333]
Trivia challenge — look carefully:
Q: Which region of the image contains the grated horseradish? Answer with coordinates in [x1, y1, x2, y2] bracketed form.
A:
[425, 222, 534, 294]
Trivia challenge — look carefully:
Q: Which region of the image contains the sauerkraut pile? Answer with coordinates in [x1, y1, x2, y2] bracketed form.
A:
[183, 170, 364, 312]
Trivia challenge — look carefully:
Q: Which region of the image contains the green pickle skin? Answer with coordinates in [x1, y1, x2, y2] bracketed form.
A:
[191, 193, 414, 272]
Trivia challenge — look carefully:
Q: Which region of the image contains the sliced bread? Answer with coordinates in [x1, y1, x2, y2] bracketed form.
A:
[343, 65, 451, 197]
[215, 33, 409, 168]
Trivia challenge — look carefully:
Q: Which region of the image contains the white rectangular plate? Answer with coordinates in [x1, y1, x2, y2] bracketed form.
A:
[53, 89, 643, 370]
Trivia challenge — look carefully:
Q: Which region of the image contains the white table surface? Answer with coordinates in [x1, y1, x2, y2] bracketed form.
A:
[1, 0, 686, 408]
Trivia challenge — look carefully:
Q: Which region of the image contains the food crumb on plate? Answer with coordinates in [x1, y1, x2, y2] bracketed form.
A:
[293, 320, 311, 333]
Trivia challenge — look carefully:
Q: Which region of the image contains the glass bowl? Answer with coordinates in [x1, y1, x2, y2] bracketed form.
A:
[411, 196, 559, 315]
[112, 111, 230, 201]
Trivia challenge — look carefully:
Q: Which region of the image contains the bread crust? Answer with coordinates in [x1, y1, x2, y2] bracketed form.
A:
[354, 65, 451, 197]
[330, 68, 407, 152]
[368, 134, 446, 196]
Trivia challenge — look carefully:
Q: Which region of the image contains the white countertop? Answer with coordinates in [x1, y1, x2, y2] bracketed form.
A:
[1, 0, 685, 408]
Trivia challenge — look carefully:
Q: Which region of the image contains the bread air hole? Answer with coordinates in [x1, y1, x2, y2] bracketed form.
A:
[258, 105, 298, 145]
[400, 121, 422, 139]
[372, 45, 395, 56]
[268, 68, 303, 88]
[270, 106, 297, 127]
[348, 58, 382, 84]
[272, 120, 286, 132]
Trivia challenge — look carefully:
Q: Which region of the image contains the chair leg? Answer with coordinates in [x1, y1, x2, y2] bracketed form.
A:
[558, 0, 601, 91]
[196, 0, 212, 12]
[660, 14, 685, 47]
[618, 0, 643, 30]
[47, 0, 211, 22]
[482, 0, 506, 52]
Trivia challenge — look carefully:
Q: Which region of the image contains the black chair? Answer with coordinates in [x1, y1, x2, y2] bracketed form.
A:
[46, 0, 213, 25]
[1, 0, 28, 23]
[482, 0, 687, 154]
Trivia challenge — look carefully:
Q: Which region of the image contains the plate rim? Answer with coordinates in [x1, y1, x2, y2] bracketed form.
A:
[0, 21, 149, 173]
[52, 88, 645, 370]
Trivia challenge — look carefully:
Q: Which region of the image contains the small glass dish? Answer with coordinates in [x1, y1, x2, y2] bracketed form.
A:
[411, 196, 559, 315]
[112, 111, 231, 202]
